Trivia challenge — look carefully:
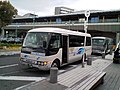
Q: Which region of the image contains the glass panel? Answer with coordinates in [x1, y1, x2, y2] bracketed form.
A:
[23, 32, 49, 48]
[118, 43, 120, 49]
[92, 39, 105, 45]
[69, 35, 84, 47]
[49, 33, 61, 49]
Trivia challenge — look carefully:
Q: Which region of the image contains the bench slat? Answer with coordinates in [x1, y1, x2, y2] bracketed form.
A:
[84, 72, 106, 90]
[70, 71, 101, 90]
[78, 72, 106, 90]
[66, 70, 96, 87]
[58, 68, 96, 87]
[66, 71, 106, 90]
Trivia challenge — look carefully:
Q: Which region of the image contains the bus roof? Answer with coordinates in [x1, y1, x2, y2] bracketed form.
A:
[92, 37, 107, 39]
[28, 27, 91, 37]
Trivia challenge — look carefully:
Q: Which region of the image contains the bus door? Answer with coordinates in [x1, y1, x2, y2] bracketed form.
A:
[62, 35, 68, 64]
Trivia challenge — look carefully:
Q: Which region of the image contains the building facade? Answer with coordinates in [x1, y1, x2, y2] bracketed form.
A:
[1, 7, 120, 44]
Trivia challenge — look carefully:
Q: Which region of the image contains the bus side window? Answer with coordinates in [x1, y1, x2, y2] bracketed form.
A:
[47, 34, 61, 55]
[49, 34, 61, 49]
[69, 35, 84, 47]
[86, 37, 91, 46]
[50, 40, 60, 48]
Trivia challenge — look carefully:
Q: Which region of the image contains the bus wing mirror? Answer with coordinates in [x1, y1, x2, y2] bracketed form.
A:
[81, 43, 84, 46]
[43, 41, 47, 48]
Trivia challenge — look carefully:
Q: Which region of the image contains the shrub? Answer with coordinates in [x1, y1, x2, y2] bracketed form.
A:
[0, 43, 22, 47]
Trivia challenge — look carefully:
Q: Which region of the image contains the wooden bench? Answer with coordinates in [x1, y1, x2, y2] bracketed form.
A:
[65, 71, 106, 90]
[58, 66, 106, 90]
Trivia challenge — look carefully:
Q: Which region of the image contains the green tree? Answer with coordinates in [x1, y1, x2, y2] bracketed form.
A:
[0, 1, 17, 31]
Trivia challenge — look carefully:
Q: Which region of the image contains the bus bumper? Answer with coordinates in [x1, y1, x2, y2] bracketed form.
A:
[19, 59, 51, 71]
[92, 50, 103, 55]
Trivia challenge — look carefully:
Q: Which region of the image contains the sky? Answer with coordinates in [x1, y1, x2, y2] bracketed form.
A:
[8, 0, 120, 16]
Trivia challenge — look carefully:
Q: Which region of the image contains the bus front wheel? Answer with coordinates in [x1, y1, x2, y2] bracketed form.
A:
[51, 61, 60, 68]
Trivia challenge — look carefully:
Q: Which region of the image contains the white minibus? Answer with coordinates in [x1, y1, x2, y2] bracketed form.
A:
[92, 36, 113, 54]
[20, 27, 92, 70]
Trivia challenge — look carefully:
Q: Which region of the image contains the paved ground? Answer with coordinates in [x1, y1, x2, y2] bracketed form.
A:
[94, 53, 120, 90]
[16, 57, 114, 90]
[0, 54, 84, 90]
[0, 50, 20, 56]
[95, 62, 120, 90]
[1, 51, 120, 90]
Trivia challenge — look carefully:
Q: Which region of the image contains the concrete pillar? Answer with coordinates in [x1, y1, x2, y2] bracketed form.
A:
[1, 27, 5, 37]
[116, 33, 120, 44]
[49, 67, 58, 83]
[102, 53, 105, 59]
[103, 16, 105, 22]
[87, 56, 92, 65]
[118, 15, 120, 22]
[110, 48, 112, 55]
[15, 29, 17, 37]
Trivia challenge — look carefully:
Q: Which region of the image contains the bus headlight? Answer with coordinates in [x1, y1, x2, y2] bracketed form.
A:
[44, 61, 47, 65]
[38, 61, 41, 65]
[37, 61, 48, 66]
[41, 62, 44, 66]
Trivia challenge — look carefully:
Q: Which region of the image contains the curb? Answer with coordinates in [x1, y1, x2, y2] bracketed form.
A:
[0, 51, 20, 56]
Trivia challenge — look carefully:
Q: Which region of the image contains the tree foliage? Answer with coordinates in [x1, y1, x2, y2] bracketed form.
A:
[0, 1, 17, 28]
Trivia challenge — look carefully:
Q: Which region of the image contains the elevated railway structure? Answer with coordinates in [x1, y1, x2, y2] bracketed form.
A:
[1, 9, 120, 44]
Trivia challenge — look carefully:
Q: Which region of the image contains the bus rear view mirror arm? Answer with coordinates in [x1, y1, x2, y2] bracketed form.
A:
[43, 41, 47, 48]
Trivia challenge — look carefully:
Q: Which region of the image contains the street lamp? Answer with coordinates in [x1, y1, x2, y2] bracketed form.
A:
[68, 20, 71, 30]
[6, 31, 8, 37]
[65, 20, 72, 30]
[33, 13, 36, 29]
[82, 10, 90, 68]
[15, 25, 19, 38]
[33, 18, 35, 29]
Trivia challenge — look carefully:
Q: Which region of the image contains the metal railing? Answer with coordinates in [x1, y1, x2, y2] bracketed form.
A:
[10, 19, 120, 26]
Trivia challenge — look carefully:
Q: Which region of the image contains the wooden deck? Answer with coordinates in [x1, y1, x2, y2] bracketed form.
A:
[95, 63, 120, 90]
[58, 59, 112, 90]
[15, 55, 120, 90]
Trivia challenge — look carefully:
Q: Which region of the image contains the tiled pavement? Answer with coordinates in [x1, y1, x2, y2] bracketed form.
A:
[0, 50, 20, 56]
[95, 62, 120, 90]
[1, 51, 120, 90]
[16, 57, 114, 90]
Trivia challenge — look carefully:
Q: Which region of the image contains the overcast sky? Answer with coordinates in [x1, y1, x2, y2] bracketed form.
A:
[9, 0, 120, 16]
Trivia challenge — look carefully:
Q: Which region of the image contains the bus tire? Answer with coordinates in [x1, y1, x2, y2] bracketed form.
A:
[113, 60, 116, 63]
[51, 60, 60, 68]
[27, 64, 33, 69]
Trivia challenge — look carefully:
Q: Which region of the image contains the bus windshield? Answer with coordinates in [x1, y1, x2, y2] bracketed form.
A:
[92, 39, 105, 45]
[23, 32, 50, 48]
